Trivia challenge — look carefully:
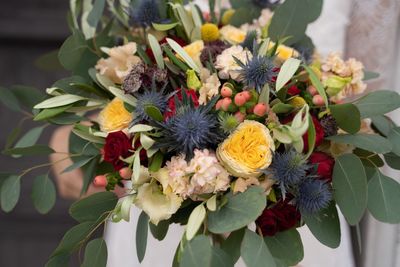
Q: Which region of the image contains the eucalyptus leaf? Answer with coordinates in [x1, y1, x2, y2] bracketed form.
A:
[211, 247, 234, 267]
[387, 127, 400, 156]
[329, 103, 361, 134]
[264, 228, 304, 266]
[0, 175, 21, 212]
[34, 94, 87, 109]
[12, 126, 45, 158]
[384, 153, 400, 170]
[180, 235, 213, 267]
[3, 145, 55, 156]
[327, 134, 392, 154]
[333, 154, 367, 225]
[371, 115, 394, 137]
[149, 220, 169, 241]
[81, 238, 107, 267]
[207, 187, 266, 234]
[0, 86, 21, 112]
[58, 30, 88, 70]
[367, 170, 400, 223]
[229, 7, 261, 27]
[303, 202, 341, 248]
[354, 90, 400, 119]
[241, 229, 276, 267]
[144, 105, 164, 122]
[363, 70, 380, 81]
[186, 203, 206, 240]
[221, 228, 245, 264]
[62, 156, 96, 173]
[52, 222, 95, 256]
[136, 212, 149, 263]
[276, 58, 301, 92]
[81, 156, 100, 194]
[70, 191, 117, 222]
[32, 174, 56, 214]
[34, 105, 73, 121]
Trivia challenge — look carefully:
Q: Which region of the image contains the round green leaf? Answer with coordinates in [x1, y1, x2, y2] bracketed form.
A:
[52, 222, 94, 256]
[371, 115, 394, 136]
[387, 127, 400, 156]
[136, 212, 149, 263]
[180, 235, 213, 267]
[354, 90, 400, 119]
[207, 187, 266, 234]
[69, 191, 118, 222]
[32, 175, 56, 214]
[384, 153, 400, 170]
[81, 238, 108, 267]
[333, 154, 367, 225]
[264, 228, 304, 266]
[303, 202, 341, 248]
[367, 170, 400, 223]
[0, 175, 21, 212]
[149, 220, 169, 241]
[241, 229, 276, 267]
[211, 246, 234, 267]
[329, 103, 361, 134]
[220, 228, 245, 264]
[327, 134, 392, 154]
[144, 105, 164, 122]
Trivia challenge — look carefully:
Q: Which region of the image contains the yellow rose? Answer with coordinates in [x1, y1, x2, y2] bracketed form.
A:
[219, 25, 246, 44]
[217, 120, 275, 178]
[98, 98, 132, 132]
[268, 42, 299, 62]
[182, 40, 204, 67]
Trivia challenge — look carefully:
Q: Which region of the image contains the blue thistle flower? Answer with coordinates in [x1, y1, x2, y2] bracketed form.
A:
[133, 86, 169, 124]
[296, 179, 332, 214]
[235, 54, 276, 93]
[156, 98, 222, 160]
[264, 150, 309, 193]
[129, 0, 161, 27]
[241, 31, 258, 51]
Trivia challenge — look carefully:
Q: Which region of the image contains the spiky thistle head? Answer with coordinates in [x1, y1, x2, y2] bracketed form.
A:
[218, 112, 239, 135]
[296, 178, 332, 214]
[156, 97, 223, 160]
[241, 31, 258, 51]
[129, 0, 161, 27]
[132, 84, 169, 124]
[235, 54, 276, 93]
[265, 150, 309, 192]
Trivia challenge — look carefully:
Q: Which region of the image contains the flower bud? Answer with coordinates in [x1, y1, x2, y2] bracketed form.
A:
[253, 103, 268, 116]
[119, 167, 133, 179]
[93, 175, 108, 187]
[221, 87, 233, 97]
[312, 95, 325, 106]
[221, 97, 232, 111]
[234, 93, 247, 106]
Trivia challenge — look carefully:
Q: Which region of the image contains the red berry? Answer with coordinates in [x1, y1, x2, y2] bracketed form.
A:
[93, 175, 107, 187]
[312, 95, 325, 106]
[221, 98, 232, 111]
[234, 111, 246, 122]
[221, 87, 233, 97]
[234, 93, 247, 106]
[253, 103, 268, 116]
[119, 167, 132, 179]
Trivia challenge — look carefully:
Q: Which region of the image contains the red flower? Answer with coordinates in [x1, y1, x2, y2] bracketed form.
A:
[256, 201, 301, 236]
[287, 85, 301, 96]
[164, 88, 199, 120]
[103, 131, 133, 171]
[303, 116, 324, 152]
[309, 152, 335, 182]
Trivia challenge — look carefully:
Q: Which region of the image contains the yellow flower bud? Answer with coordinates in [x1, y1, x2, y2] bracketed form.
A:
[201, 23, 220, 42]
[221, 9, 235, 25]
[288, 96, 306, 108]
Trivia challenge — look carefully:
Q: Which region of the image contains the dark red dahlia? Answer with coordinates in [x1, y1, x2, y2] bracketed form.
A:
[309, 151, 335, 182]
[103, 131, 133, 171]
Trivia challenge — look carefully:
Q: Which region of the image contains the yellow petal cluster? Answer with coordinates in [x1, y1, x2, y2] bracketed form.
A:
[268, 42, 299, 62]
[217, 120, 275, 178]
[219, 25, 246, 44]
[201, 23, 220, 42]
[98, 98, 132, 132]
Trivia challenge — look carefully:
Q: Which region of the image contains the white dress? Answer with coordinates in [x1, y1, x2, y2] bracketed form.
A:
[105, 1, 356, 266]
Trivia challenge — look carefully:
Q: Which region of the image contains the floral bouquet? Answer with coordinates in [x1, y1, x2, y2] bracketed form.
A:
[2, 0, 400, 266]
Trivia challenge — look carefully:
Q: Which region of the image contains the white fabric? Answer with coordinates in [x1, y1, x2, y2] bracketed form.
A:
[105, 1, 356, 266]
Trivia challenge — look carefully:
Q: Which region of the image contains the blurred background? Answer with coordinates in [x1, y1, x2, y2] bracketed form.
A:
[0, 0, 400, 267]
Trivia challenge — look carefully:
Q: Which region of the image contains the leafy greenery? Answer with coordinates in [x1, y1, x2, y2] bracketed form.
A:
[241, 229, 276, 267]
[81, 238, 108, 267]
[329, 103, 361, 134]
[31, 174, 56, 214]
[354, 90, 400, 118]
[221, 228, 245, 264]
[180, 235, 213, 267]
[149, 220, 169, 241]
[0, 175, 21, 212]
[136, 212, 149, 262]
[327, 134, 392, 154]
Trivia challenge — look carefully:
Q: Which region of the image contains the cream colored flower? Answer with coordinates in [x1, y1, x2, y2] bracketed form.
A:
[321, 52, 350, 76]
[233, 175, 275, 193]
[165, 155, 191, 197]
[182, 40, 204, 67]
[219, 25, 246, 44]
[95, 42, 142, 84]
[268, 42, 299, 62]
[198, 68, 221, 105]
[98, 98, 133, 132]
[135, 181, 183, 225]
[217, 120, 275, 178]
[215, 46, 252, 81]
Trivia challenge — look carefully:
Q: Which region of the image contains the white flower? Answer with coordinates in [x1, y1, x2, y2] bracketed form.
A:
[215, 46, 252, 81]
[198, 68, 221, 105]
[95, 42, 142, 84]
[165, 155, 191, 196]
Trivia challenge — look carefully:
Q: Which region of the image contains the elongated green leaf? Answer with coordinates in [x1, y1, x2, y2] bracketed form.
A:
[32, 174, 56, 214]
[241, 229, 276, 267]
[276, 58, 301, 91]
[152, 22, 178, 31]
[303, 202, 341, 248]
[387, 127, 400, 156]
[87, 0, 106, 28]
[333, 154, 367, 225]
[354, 90, 400, 119]
[62, 156, 96, 173]
[371, 115, 394, 136]
[367, 170, 400, 223]
[3, 145, 55, 156]
[207, 187, 266, 234]
[211, 247, 233, 267]
[0, 175, 21, 212]
[363, 71, 380, 81]
[108, 87, 137, 106]
[303, 65, 328, 108]
[81, 238, 108, 267]
[329, 103, 361, 134]
[136, 212, 149, 263]
[327, 134, 392, 154]
[221, 228, 245, 264]
[149, 220, 169, 241]
[72, 126, 105, 144]
[13, 126, 45, 158]
[70, 191, 117, 222]
[305, 114, 316, 158]
[34, 94, 87, 109]
[180, 235, 213, 267]
[0, 86, 21, 112]
[148, 34, 165, 69]
[167, 38, 200, 73]
[186, 203, 206, 240]
[34, 105, 73, 121]
[52, 222, 94, 256]
[384, 153, 400, 170]
[45, 253, 70, 267]
[264, 229, 304, 266]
